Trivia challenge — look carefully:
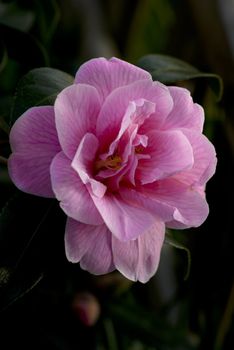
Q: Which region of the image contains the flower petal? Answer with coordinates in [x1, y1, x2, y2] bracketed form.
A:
[71, 133, 107, 198]
[65, 218, 114, 274]
[143, 179, 209, 228]
[112, 220, 165, 283]
[75, 57, 152, 102]
[54, 84, 101, 159]
[8, 106, 60, 197]
[100, 98, 155, 159]
[136, 130, 194, 184]
[175, 129, 217, 186]
[96, 79, 173, 151]
[163, 87, 204, 132]
[119, 187, 175, 222]
[91, 193, 155, 241]
[50, 151, 103, 225]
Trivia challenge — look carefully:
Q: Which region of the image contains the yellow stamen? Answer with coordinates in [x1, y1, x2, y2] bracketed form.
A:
[95, 155, 122, 172]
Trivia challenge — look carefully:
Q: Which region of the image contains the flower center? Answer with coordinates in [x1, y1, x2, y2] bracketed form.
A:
[95, 154, 122, 172]
[135, 145, 144, 154]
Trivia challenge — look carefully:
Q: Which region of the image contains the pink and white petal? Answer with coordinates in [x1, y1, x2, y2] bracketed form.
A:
[65, 218, 107, 260]
[80, 227, 115, 275]
[71, 133, 107, 198]
[163, 87, 204, 132]
[144, 179, 209, 228]
[96, 79, 173, 150]
[75, 57, 152, 102]
[174, 129, 217, 186]
[136, 130, 194, 184]
[91, 193, 156, 241]
[65, 218, 114, 274]
[119, 187, 175, 222]
[101, 99, 155, 158]
[8, 106, 60, 197]
[54, 84, 101, 159]
[112, 220, 165, 283]
[50, 151, 103, 225]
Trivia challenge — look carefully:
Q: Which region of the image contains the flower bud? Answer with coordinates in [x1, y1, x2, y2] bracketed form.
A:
[72, 292, 101, 326]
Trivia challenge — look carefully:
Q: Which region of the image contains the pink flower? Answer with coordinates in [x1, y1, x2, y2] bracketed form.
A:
[8, 57, 217, 283]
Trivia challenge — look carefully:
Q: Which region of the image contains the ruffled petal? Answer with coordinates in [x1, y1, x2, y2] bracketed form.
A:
[119, 187, 175, 222]
[50, 151, 103, 225]
[143, 179, 209, 228]
[112, 220, 165, 283]
[8, 106, 60, 197]
[54, 84, 101, 159]
[96, 79, 173, 151]
[65, 218, 114, 274]
[75, 57, 152, 102]
[175, 129, 217, 186]
[71, 133, 107, 198]
[100, 98, 155, 159]
[163, 87, 204, 132]
[136, 130, 194, 184]
[91, 193, 155, 241]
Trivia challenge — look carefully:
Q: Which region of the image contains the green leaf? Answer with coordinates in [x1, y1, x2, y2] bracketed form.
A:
[0, 23, 48, 67]
[109, 300, 194, 349]
[10, 67, 74, 124]
[33, 0, 60, 45]
[0, 2, 35, 32]
[165, 231, 191, 280]
[137, 54, 223, 101]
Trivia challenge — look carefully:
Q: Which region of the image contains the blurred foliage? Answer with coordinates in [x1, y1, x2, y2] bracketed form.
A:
[0, 0, 234, 350]
[11, 67, 74, 124]
[137, 54, 223, 101]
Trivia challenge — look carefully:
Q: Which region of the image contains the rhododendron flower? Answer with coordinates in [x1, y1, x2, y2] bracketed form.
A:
[8, 57, 217, 283]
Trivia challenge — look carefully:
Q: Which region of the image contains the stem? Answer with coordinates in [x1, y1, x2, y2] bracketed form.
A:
[103, 318, 119, 350]
[215, 280, 234, 349]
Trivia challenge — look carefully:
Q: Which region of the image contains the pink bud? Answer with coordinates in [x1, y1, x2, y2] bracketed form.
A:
[72, 292, 101, 326]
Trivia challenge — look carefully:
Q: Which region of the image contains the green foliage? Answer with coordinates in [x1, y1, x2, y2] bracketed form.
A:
[0, 1, 35, 32]
[33, 0, 60, 45]
[11, 67, 74, 124]
[0, 23, 48, 68]
[0, 1, 232, 349]
[138, 54, 223, 101]
[126, 0, 175, 61]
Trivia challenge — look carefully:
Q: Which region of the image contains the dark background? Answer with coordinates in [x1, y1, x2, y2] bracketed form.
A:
[0, 0, 233, 349]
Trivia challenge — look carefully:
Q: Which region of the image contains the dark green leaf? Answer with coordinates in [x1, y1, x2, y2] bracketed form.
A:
[0, 23, 48, 67]
[137, 54, 223, 100]
[109, 301, 195, 349]
[165, 231, 191, 280]
[33, 0, 60, 45]
[10, 67, 74, 124]
[0, 2, 35, 32]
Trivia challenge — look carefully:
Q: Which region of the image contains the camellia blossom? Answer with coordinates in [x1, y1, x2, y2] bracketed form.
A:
[8, 57, 217, 283]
